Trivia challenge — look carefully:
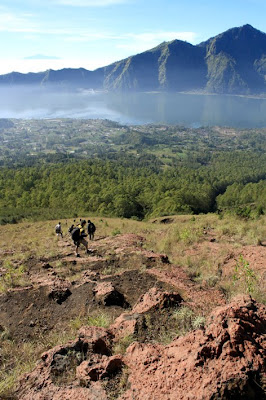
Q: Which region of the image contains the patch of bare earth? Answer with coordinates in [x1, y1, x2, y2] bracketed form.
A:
[0, 234, 224, 341]
[0, 233, 265, 399]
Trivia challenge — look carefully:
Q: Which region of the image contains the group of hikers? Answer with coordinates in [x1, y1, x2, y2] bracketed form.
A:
[55, 219, 96, 257]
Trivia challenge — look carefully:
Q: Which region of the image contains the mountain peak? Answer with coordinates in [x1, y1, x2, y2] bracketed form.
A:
[242, 23, 254, 28]
[238, 23, 265, 34]
[226, 23, 265, 36]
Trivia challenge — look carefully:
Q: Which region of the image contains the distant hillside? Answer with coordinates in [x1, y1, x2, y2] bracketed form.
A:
[0, 24, 265, 95]
[0, 68, 104, 89]
[103, 40, 206, 91]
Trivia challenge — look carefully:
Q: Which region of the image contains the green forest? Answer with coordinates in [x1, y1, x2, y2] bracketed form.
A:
[0, 119, 265, 223]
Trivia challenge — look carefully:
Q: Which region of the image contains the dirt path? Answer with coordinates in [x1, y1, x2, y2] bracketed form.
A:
[0, 233, 227, 342]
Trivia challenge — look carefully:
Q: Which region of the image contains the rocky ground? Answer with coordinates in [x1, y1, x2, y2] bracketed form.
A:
[0, 229, 265, 399]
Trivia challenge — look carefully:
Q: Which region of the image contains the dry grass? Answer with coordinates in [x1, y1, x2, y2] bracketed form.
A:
[0, 327, 78, 398]
[0, 309, 113, 398]
[112, 334, 135, 355]
[0, 213, 265, 397]
[0, 214, 265, 296]
[143, 214, 266, 302]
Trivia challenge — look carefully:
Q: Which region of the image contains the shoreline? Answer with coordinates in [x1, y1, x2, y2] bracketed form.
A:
[143, 90, 266, 100]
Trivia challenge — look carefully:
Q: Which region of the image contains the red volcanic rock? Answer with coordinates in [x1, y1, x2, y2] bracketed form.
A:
[16, 296, 266, 400]
[93, 281, 129, 308]
[41, 262, 53, 270]
[132, 287, 183, 314]
[110, 288, 183, 340]
[143, 250, 169, 264]
[77, 355, 124, 386]
[16, 327, 114, 400]
[120, 295, 266, 400]
[110, 312, 139, 340]
[78, 326, 114, 354]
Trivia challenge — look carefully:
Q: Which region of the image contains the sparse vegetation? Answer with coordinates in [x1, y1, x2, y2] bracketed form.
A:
[232, 255, 259, 295]
[0, 213, 265, 398]
[0, 327, 78, 398]
[0, 262, 28, 292]
[0, 118, 265, 398]
[87, 312, 112, 328]
[113, 335, 135, 354]
[172, 306, 206, 336]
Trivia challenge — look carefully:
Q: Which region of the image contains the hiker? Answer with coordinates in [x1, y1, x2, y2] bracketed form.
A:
[55, 222, 63, 238]
[68, 218, 78, 234]
[71, 219, 89, 257]
[87, 220, 96, 240]
[68, 224, 75, 234]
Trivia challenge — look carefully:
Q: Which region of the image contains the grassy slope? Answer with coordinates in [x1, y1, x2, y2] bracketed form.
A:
[1, 213, 265, 296]
[0, 213, 265, 398]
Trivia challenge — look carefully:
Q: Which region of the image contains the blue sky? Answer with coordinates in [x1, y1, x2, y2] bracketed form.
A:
[0, 0, 265, 74]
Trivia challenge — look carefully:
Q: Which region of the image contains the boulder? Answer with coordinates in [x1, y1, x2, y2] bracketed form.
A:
[77, 355, 124, 386]
[16, 326, 114, 400]
[93, 282, 129, 308]
[110, 288, 183, 340]
[121, 295, 266, 400]
[48, 280, 72, 304]
[15, 296, 266, 400]
[132, 287, 183, 314]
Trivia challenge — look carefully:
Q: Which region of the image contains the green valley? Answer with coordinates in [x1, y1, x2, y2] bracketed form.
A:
[0, 118, 265, 223]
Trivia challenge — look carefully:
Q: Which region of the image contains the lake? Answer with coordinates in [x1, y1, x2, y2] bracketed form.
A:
[1, 87, 266, 128]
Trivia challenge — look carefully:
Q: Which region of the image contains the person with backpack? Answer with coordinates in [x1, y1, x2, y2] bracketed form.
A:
[55, 222, 63, 238]
[68, 224, 75, 234]
[71, 220, 89, 257]
[87, 220, 96, 240]
[68, 219, 78, 235]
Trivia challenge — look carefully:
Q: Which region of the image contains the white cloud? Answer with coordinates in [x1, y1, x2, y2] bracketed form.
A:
[0, 11, 38, 33]
[64, 31, 197, 45]
[0, 10, 78, 35]
[113, 31, 198, 55]
[0, 9, 111, 36]
[24, 54, 61, 60]
[64, 32, 121, 42]
[129, 31, 197, 43]
[52, 0, 128, 6]
[0, 57, 118, 75]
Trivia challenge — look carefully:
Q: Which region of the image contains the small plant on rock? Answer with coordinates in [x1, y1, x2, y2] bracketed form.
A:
[173, 306, 205, 335]
[113, 334, 135, 354]
[232, 255, 258, 294]
[192, 315, 206, 329]
[87, 312, 111, 328]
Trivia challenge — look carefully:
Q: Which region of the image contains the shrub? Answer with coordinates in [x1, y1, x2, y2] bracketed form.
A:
[232, 255, 258, 294]
[112, 228, 121, 236]
[113, 334, 135, 354]
[173, 306, 205, 335]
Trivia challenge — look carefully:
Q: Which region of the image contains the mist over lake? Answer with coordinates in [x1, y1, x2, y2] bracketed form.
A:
[1, 87, 265, 128]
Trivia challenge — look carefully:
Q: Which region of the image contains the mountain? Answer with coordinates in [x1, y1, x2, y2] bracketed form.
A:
[0, 68, 104, 89]
[102, 40, 206, 91]
[0, 24, 265, 95]
[199, 24, 266, 93]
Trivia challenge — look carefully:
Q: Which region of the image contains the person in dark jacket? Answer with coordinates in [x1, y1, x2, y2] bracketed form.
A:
[73, 220, 89, 257]
[87, 220, 96, 240]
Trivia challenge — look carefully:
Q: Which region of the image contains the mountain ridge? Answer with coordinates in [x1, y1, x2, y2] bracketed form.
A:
[0, 24, 265, 94]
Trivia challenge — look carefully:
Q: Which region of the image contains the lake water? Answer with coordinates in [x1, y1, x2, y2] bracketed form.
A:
[1, 87, 266, 128]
